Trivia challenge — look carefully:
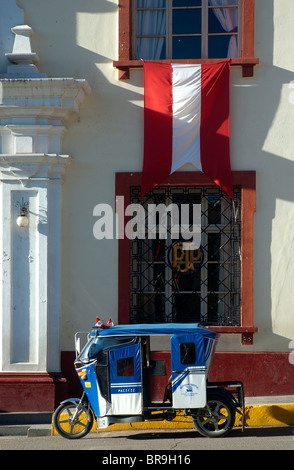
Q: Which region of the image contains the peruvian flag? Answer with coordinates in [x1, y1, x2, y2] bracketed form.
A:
[141, 60, 233, 200]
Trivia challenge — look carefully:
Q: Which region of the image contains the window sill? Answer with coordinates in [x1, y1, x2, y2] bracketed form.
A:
[113, 58, 259, 80]
[208, 326, 258, 345]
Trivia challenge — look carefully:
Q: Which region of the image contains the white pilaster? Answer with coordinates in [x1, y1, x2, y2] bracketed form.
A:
[0, 30, 90, 372]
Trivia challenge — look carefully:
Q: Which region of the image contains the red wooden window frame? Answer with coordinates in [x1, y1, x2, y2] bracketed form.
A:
[116, 171, 257, 344]
[113, 0, 259, 79]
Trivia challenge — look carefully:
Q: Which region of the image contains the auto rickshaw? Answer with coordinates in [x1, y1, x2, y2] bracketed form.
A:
[53, 320, 244, 439]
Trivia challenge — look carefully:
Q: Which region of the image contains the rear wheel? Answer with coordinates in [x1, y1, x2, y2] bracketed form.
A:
[53, 400, 94, 439]
[192, 394, 236, 438]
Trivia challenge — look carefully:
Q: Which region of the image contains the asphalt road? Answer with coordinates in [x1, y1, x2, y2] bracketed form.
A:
[0, 426, 294, 452]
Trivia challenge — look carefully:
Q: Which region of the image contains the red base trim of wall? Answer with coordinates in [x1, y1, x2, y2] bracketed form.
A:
[2, 351, 293, 412]
[62, 351, 294, 402]
[210, 352, 294, 396]
[0, 373, 68, 412]
[148, 351, 294, 400]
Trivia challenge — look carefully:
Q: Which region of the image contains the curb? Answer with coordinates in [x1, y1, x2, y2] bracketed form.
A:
[2, 403, 294, 437]
[0, 412, 52, 438]
[27, 424, 52, 437]
[240, 403, 294, 428]
[50, 403, 294, 436]
[0, 424, 52, 437]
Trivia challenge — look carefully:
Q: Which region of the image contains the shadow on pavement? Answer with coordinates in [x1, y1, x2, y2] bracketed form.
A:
[120, 426, 294, 441]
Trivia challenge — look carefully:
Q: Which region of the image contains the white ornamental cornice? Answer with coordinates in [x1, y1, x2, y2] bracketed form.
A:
[0, 17, 91, 183]
[0, 78, 91, 182]
[0, 78, 91, 122]
[0, 153, 70, 184]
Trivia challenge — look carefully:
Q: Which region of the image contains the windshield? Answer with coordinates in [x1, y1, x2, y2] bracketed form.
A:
[77, 335, 135, 363]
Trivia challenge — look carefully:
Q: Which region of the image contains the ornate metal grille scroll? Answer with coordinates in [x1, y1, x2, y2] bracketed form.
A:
[130, 186, 241, 326]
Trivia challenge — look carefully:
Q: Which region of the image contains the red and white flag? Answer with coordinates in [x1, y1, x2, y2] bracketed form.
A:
[141, 60, 233, 199]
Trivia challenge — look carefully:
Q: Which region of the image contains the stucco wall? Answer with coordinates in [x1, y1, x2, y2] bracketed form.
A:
[17, 0, 294, 355]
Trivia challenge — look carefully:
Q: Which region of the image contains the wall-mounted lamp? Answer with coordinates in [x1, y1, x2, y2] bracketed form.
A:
[15, 198, 29, 228]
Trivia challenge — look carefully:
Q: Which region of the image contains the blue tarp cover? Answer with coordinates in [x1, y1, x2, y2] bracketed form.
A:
[109, 343, 141, 387]
[94, 323, 217, 339]
[171, 333, 206, 370]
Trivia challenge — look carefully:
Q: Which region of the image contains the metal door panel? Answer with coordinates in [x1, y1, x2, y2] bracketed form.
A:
[171, 334, 207, 409]
[108, 343, 142, 415]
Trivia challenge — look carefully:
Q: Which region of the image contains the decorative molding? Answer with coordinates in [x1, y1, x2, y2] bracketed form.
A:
[0, 17, 91, 375]
[0, 77, 91, 118]
[0, 0, 24, 74]
[0, 78, 90, 182]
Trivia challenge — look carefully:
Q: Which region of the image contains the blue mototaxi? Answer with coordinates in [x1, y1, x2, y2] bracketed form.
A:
[53, 322, 245, 439]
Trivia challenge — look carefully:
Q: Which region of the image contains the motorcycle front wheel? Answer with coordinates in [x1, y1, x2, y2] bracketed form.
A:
[192, 394, 236, 438]
[53, 400, 94, 439]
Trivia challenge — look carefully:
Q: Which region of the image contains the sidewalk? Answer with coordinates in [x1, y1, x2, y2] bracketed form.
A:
[0, 412, 53, 437]
[1, 396, 294, 437]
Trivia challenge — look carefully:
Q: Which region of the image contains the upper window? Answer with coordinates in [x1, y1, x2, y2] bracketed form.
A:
[114, 0, 258, 79]
[134, 0, 240, 61]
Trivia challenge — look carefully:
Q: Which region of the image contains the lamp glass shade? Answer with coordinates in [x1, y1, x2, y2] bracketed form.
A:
[16, 215, 29, 227]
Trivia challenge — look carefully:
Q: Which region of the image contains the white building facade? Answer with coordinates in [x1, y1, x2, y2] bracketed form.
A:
[0, 0, 293, 411]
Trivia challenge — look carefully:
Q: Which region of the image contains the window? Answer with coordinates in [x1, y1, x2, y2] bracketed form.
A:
[116, 171, 257, 344]
[129, 186, 241, 326]
[134, 0, 240, 61]
[96, 351, 110, 402]
[180, 342, 196, 364]
[114, 0, 258, 79]
[117, 357, 135, 376]
[78, 336, 134, 362]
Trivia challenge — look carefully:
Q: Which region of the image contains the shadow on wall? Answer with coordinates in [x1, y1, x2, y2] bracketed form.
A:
[17, 0, 118, 81]
[229, 0, 294, 348]
[0, 0, 24, 73]
[16, 0, 294, 350]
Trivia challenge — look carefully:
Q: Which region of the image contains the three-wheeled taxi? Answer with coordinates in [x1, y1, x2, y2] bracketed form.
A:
[53, 320, 244, 439]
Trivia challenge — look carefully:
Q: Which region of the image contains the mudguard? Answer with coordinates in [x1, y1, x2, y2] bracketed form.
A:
[59, 397, 89, 407]
[207, 387, 235, 405]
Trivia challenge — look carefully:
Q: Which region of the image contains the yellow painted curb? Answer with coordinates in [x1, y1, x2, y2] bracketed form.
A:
[236, 404, 294, 428]
[51, 404, 294, 436]
[51, 411, 194, 436]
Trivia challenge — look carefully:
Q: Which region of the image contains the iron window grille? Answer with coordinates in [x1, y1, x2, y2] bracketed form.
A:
[130, 185, 241, 326]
